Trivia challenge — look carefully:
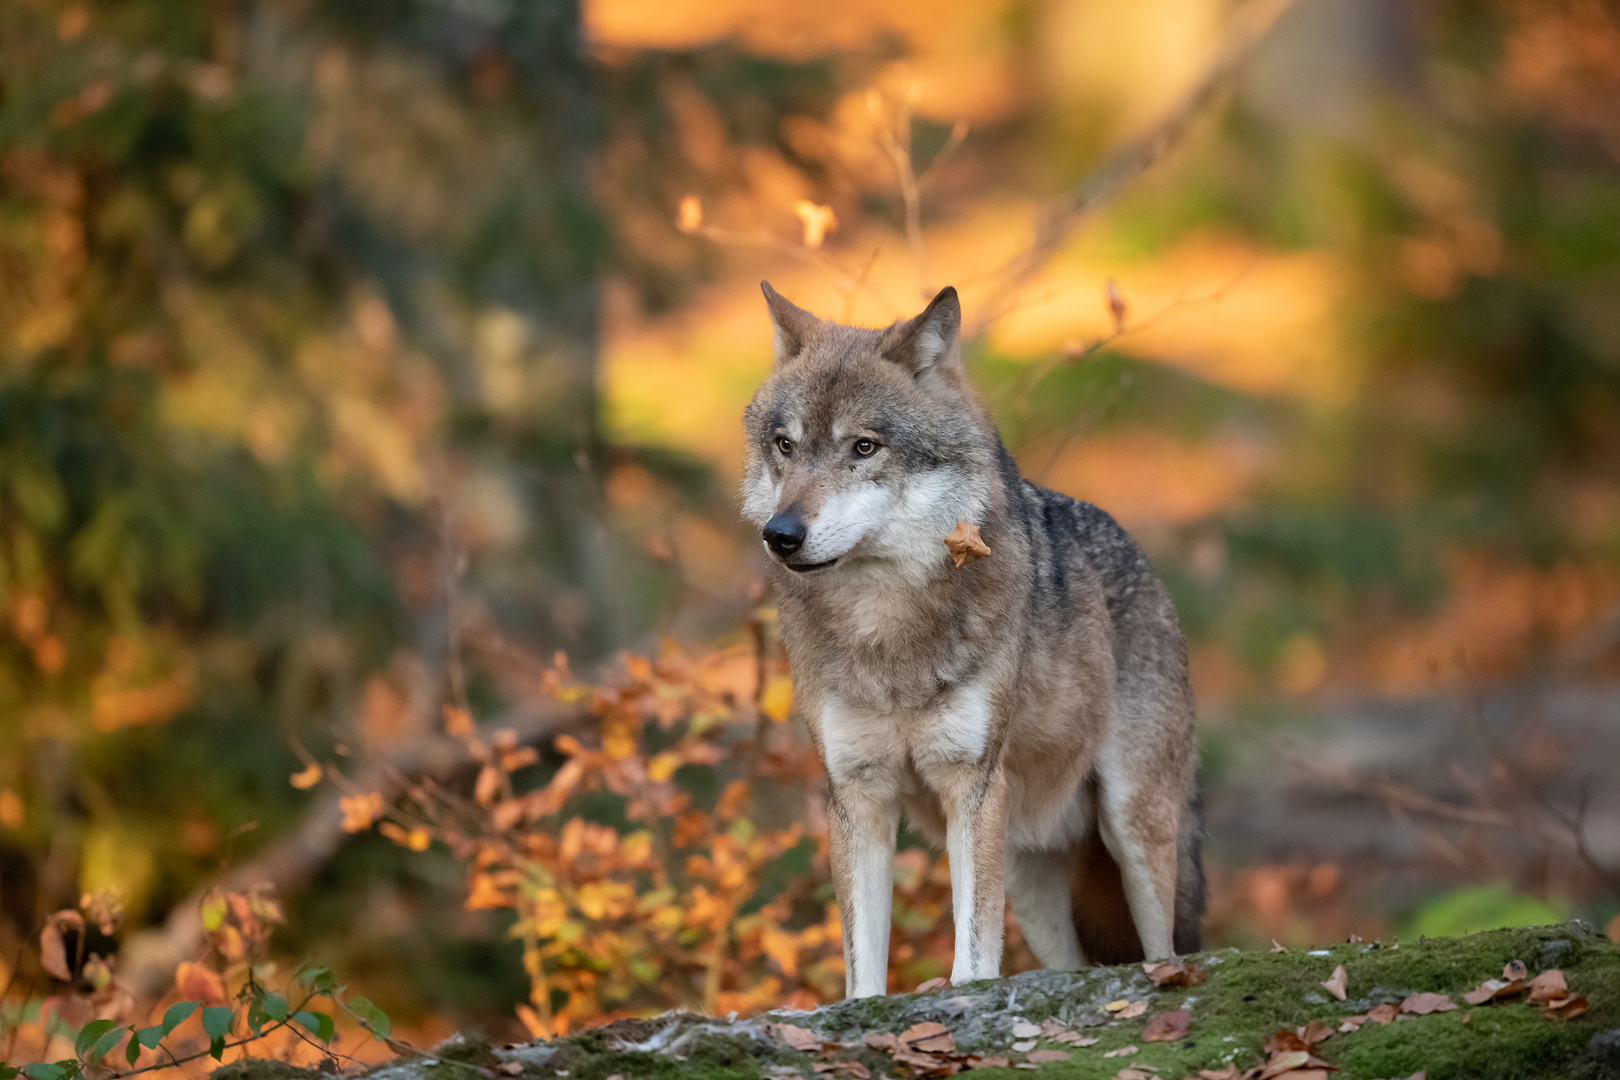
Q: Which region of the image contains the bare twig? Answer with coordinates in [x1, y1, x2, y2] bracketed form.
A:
[971, 0, 1298, 335]
[872, 88, 931, 300]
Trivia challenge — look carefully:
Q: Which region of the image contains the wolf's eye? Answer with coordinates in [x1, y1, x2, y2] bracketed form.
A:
[775, 436, 793, 455]
[853, 438, 877, 457]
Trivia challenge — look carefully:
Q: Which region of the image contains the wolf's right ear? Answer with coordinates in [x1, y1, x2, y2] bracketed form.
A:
[761, 281, 822, 365]
[882, 286, 962, 377]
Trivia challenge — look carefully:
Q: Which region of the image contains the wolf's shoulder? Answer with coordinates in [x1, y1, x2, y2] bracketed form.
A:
[1015, 478, 1155, 619]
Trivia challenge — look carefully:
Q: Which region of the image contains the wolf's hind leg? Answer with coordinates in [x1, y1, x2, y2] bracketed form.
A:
[1096, 758, 1179, 961]
[1006, 847, 1085, 970]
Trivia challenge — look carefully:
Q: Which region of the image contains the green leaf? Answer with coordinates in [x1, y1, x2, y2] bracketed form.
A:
[1, 1063, 20, 1080]
[88, 1028, 125, 1064]
[136, 1026, 165, 1050]
[209, 1037, 226, 1062]
[201, 1006, 233, 1041]
[200, 894, 228, 932]
[297, 967, 334, 994]
[293, 1010, 334, 1043]
[161, 1001, 199, 1035]
[348, 997, 390, 1040]
[21, 1063, 64, 1080]
[124, 1034, 140, 1067]
[260, 991, 289, 1023]
[74, 1019, 119, 1060]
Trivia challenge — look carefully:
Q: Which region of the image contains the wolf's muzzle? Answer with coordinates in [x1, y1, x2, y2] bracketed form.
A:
[763, 511, 807, 557]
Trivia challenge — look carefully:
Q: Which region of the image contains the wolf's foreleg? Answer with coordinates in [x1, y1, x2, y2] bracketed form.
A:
[827, 775, 900, 998]
[1005, 846, 1085, 970]
[1096, 751, 1179, 961]
[939, 765, 1008, 984]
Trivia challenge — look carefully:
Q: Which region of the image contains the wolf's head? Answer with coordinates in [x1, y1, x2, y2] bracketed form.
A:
[741, 283, 996, 582]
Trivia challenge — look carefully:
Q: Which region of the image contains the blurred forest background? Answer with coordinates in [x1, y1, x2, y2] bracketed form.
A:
[4, 0, 1620, 1065]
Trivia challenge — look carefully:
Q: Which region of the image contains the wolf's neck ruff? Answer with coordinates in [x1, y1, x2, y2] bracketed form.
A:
[742, 283, 1204, 998]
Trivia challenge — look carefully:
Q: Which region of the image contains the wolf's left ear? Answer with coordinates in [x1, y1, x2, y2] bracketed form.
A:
[761, 281, 823, 365]
[882, 286, 961, 377]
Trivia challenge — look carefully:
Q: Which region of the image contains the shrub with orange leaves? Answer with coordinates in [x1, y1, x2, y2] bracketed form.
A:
[322, 629, 1017, 1034]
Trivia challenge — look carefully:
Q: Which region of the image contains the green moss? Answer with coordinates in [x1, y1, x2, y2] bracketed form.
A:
[208, 1061, 329, 1080]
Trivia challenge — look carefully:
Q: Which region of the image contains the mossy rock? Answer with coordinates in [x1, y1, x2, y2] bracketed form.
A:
[225, 923, 1620, 1080]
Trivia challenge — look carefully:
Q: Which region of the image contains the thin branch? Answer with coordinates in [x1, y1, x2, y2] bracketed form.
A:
[872, 88, 931, 300]
[971, 0, 1298, 336]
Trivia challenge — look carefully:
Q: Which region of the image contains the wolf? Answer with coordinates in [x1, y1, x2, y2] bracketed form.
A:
[741, 282, 1204, 998]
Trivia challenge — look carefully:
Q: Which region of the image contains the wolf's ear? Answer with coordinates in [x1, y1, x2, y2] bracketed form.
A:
[761, 281, 822, 364]
[882, 286, 961, 377]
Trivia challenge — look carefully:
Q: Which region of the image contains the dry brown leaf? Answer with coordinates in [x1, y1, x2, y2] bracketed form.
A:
[1103, 1045, 1139, 1058]
[1503, 960, 1528, 981]
[1544, 995, 1588, 1020]
[1055, 1032, 1100, 1046]
[1026, 1050, 1071, 1064]
[916, 977, 949, 993]
[1141, 1010, 1191, 1043]
[911, 1030, 956, 1054]
[1264, 1031, 1311, 1055]
[1338, 1016, 1365, 1033]
[944, 521, 991, 568]
[1115, 1071, 1154, 1080]
[864, 1033, 901, 1053]
[773, 1023, 821, 1051]
[1118, 999, 1150, 1019]
[1297, 1020, 1334, 1046]
[901, 1021, 952, 1047]
[1462, 978, 1525, 1005]
[965, 1057, 1009, 1070]
[175, 960, 229, 1006]
[1399, 992, 1457, 1016]
[1367, 1003, 1400, 1024]
[39, 911, 82, 982]
[1321, 965, 1348, 1001]
[1528, 969, 1568, 1003]
[1145, 961, 1207, 988]
[1270, 1072, 1330, 1080]
[1040, 1018, 1066, 1038]
[1258, 1052, 1312, 1080]
[1199, 1069, 1242, 1080]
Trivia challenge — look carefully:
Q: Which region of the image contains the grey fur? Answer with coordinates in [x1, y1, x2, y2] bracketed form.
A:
[742, 282, 1203, 993]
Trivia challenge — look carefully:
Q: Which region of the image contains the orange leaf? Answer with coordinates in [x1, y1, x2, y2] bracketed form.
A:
[1142, 1009, 1190, 1042]
[1544, 995, 1588, 1020]
[1399, 992, 1456, 1015]
[289, 763, 322, 789]
[175, 960, 228, 1005]
[943, 520, 991, 568]
[39, 911, 81, 981]
[1528, 969, 1568, 1003]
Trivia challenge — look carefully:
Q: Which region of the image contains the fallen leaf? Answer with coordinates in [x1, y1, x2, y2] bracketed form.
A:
[1270, 1072, 1330, 1080]
[1010, 1040, 1037, 1053]
[901, 1021, 953, 1051]
[1116, 1071, 1154, 1080]
[916, 977, 949, 993]
[495, 1063, 522, 1075]
[1462, 978, 1526, 1005]
[1055, 1032, 1100, 1046]
[1010, 1022, 1042, 1039]
[1297, 1020, 1333, 1046]
[1544, 995, 1588, 1020]
[1367, 1004, 1400, 1024]
[912, 1030, 956, 1054]
[1200, 1070, 1242, 1080]
[864, 1033, 901, 1053]
[1337, 1016, 1365, 1033]
[1145, 961, 1208, 988]
[1103, 1045, 1139, 1058]
[1321, 965, 1348, 1001]
[1104, 999, 1131, 1013]
[1040, 1019, 1066, 1038]
[1264, 1032, 1311, 1055]
[1399, 992, 1457, 1016]
[965, 1057, 1009, 1069]
[1503, 960, 1528, 981]
[1141, 1010, 1190, 1043]
[1026, 1050, 1071, 1064]
[1271, 940, 1289, 953]
[1257, 1052, 1311, 1080]
[1528, 969, 1568, 1003]
[944, 521, 991, 568]
[773, 1024, 821, 1052]
[1118, 999, 1150, 1019]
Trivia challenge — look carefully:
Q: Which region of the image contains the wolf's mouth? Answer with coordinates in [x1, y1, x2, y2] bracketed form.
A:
[785, 558, 838, 573]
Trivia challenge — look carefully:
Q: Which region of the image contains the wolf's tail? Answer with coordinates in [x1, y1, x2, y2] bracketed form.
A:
[1069, 774, 1206, 963]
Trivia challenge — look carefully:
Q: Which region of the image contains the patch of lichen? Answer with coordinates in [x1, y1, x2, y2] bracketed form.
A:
[560, 1033, 766, 1080]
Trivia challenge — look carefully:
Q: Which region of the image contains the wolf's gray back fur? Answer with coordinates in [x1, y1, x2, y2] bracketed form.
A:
[742, 282, 1202, 986]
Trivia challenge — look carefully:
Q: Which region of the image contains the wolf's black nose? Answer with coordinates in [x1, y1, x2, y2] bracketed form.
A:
[763, 512, 807, 557]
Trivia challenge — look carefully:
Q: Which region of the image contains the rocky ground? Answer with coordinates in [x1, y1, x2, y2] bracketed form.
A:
[217, 924, 1619, 1080]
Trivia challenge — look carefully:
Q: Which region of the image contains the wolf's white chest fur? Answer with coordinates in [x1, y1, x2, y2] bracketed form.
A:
[817, 682, 994, 785]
